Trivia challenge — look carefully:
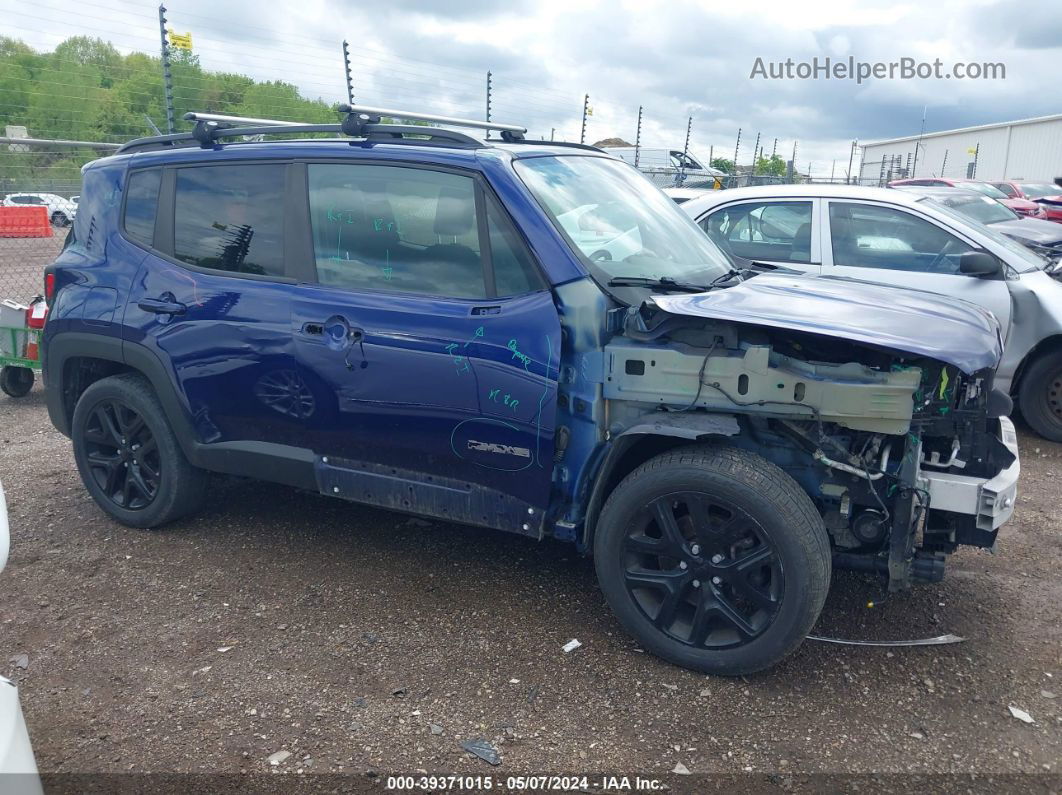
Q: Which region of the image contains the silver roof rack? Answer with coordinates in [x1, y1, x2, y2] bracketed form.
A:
[338, 103, 526, 135]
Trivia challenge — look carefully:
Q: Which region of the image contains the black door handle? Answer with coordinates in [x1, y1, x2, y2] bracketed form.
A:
[138, 297, 187, 315]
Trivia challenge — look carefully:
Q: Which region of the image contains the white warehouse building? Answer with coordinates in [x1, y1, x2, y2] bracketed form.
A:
[857, 113, 1062, 185]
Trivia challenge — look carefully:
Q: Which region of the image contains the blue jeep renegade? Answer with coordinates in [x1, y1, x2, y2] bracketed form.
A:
[42, 106, 1019, 674]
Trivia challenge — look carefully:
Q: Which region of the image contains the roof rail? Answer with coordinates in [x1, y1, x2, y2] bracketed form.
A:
[114, 105, 499, 154]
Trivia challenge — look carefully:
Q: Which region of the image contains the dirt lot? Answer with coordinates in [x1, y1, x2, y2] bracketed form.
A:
[0, 383, 1059, 790]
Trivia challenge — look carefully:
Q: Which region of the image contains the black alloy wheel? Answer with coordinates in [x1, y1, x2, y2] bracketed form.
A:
[81, 398, 161, 510]
[622, 492, 784, 649]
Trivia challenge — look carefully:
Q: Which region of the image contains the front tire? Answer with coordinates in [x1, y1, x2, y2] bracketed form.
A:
[71, 373, 207, 528]
[50, 211, 69, 227]
[594, 444, 831, 675]
[1018, 350, 1062, 442]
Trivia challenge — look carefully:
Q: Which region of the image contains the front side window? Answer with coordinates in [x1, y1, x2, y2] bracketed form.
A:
[702, 201, 813, 262]
[992, 182, 1018, 198]
[513, 155, 731, 292]
[173, 164, 286, 277]
[307, 164, 543, 299]
[123, 168, 161, 248]
[829, 202, 974, 274]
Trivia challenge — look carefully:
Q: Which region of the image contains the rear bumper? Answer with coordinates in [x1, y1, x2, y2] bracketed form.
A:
[922, 416, 1020, 533]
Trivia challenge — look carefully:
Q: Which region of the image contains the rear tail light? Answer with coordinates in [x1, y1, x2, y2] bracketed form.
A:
[44, 272, 55, 301]
[26, 297, 47, 329]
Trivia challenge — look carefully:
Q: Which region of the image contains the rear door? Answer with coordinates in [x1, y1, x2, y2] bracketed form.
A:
[822, 199, 1013, 339]
[695, 198, 820, 273]
[290, 160, 560, 534]
[123, 160, 310, 448]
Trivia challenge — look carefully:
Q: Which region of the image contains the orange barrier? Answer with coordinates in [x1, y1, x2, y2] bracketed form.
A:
[0, 207, 53, 238]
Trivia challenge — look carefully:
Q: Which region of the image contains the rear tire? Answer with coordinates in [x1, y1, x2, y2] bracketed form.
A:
[1018, 349, 1062, 442]
[71, 373, 207, 528]
[0, 366, 34, 397]
[50, 211, 69, 227]
[594, 444, 831, 675]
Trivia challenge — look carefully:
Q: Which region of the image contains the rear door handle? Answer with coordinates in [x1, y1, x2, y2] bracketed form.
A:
[138, 297, 187, 315]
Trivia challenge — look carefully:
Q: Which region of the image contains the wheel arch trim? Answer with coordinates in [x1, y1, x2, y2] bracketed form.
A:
[579, 412, 740, 549]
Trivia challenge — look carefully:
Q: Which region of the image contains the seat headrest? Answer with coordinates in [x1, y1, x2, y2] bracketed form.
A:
[434, 186, 474, 237]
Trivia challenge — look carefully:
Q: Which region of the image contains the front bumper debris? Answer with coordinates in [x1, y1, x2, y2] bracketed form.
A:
[922, 416, 1020, 532]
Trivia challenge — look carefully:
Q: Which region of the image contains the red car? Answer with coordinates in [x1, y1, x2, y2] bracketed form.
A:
[888, 177, 1048, 219]
[990, 180, 1062, 223]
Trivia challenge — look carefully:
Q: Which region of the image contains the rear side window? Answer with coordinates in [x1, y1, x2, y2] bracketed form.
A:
[123, 169, 161, 248]
[173, 164, 286, 277]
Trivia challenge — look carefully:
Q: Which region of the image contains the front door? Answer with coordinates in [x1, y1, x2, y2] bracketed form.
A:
[823, 200, 1013, 340]
[291, 161, 560, 535]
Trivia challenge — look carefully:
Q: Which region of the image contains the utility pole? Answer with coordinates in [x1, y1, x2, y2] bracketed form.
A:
[634, 105, 643, 167]
[485, 71, 492, 123]
[940, 149, 948, 177]
[342, 40, 354, 105]
[683, 116, 692, 158]
[846, 140, 856, 184]
[971, 143, 980, 178]
[733, 128, 741, 173]
[550, 127, 555, 141]
[157, 4, 175, 133]
[912, 104, 926, 177]
[580, 93, 590, 145]
[830, 160, 836, 182]
[771, 137, 778, 159]
[752, 131, 761, 173]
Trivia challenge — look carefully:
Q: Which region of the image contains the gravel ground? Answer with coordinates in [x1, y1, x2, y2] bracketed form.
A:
[0, 383, 1059, 789]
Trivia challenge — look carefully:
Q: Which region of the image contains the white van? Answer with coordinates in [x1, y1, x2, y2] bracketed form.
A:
[601, 147, 725, 188]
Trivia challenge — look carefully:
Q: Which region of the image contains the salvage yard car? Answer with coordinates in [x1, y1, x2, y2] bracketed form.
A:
[41, 106, 1018, 675]
[680, 183, 1062, 442]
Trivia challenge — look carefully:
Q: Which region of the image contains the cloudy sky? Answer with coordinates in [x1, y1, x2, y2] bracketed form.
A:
[3, 0, 1059, 175]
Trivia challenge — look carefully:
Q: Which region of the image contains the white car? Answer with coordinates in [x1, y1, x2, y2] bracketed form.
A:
[603, 147, 725, 189]
[0, 193, 77, 227]
[0, 483, 43, 793]
[679, 184, 1062, 441]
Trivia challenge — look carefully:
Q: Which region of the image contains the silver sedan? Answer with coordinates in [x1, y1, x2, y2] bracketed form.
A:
[677, 184, 1062, 441]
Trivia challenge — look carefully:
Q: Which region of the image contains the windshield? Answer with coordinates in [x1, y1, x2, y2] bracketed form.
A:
[941, 194, 1017, 224]
[964, 182, 1009, 199]
[920, 197, 1046, 272]
[1017, 183, 1060, 199]
[513, 155, 732, 290]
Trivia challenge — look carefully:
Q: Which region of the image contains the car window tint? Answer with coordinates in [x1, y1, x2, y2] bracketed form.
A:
[702, 201, 813, 262]
[123, 169, 161, 248]
[829, 202, 974, 274]
[488, 204, 545, 296]
[308, 164, 486, 298]
[173, 164, 286, 277]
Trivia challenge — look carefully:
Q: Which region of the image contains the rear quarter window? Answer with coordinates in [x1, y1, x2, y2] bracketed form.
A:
[123, 169, 162, 248]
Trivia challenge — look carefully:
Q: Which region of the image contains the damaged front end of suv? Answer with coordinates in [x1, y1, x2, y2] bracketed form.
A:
[601, 271, 1018, 593]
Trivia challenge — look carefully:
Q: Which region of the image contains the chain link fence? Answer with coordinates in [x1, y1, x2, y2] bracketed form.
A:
[0, 137, 117, 306]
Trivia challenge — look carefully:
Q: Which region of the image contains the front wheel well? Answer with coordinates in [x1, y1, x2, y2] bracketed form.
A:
[581, 434, 713, 549]
[1012, 334, 1062, 395]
